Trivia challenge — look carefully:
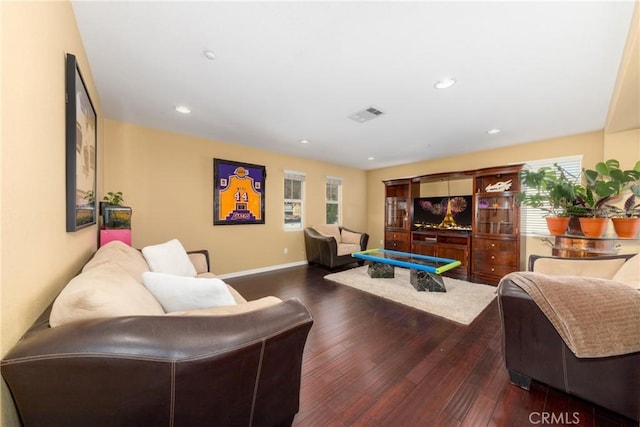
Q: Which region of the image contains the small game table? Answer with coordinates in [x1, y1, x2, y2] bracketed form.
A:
[352, 248, 461, 292]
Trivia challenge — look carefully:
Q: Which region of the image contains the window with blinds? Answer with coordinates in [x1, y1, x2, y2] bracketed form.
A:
[326, 177, 342, 225]
[520, 155, 583, 235]
[284, 171, 305, 230]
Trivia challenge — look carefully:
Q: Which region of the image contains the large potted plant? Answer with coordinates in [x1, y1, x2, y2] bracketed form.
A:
[578, 159, 640, 237]
[518, 163, 578, 235]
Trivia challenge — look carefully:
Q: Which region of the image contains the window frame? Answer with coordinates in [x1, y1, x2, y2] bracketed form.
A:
[284, 171, 306, 231]
[325, 176, 343, 225]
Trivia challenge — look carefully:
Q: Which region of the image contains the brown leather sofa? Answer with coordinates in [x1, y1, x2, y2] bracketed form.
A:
[1, 242, 314, 426]
[304, 225, 369, 269]
[498, 254, 639, 422]
[2, 300, 313, 427]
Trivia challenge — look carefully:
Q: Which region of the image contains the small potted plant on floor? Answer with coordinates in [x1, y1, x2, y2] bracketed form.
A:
[518, 163, 578, 235]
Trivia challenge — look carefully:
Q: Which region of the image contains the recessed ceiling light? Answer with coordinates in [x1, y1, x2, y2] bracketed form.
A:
[487, 128, 501, 134]
[367, 156, 375, 161]
[203, 50, 216, 60]
[299, 139, 310, 144]
[174, 105, 191, 114]
[434, 78, 456, 89]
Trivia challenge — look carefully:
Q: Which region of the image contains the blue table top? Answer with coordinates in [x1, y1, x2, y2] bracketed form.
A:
[352, 248, 461, 275]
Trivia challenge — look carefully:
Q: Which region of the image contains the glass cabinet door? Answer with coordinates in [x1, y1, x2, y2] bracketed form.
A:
[385, 197, 408, 228]
[475, 194, 515, 236]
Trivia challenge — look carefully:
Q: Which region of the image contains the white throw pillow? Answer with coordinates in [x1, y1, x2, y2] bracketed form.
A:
[612, 254, 640, 290]
[141, 239, 197, 277]
[142, 272, 237, 312]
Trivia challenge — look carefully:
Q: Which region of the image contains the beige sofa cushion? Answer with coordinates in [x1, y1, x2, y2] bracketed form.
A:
[50, 263, 165, 327]
[167, 296, 283, 316]
[341, 229, 362, 244]
[313, 224, 361, 255]
[532, 257, 627, 279]
[82, 241, 150, 283]
[337, 243, 361, 256]
[188, 252, 210, 275]
[313, 224, 342, 242]
[612, 254, 640, 290]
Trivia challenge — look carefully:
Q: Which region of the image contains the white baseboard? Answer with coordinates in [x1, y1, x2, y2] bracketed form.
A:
[217, 261, 309, 279]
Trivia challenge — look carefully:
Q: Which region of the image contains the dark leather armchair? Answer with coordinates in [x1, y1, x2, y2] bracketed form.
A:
[498, 254, 639, 421]
[304, 226, 369, 269]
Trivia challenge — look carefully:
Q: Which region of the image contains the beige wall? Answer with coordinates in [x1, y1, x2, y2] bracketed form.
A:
[104, 120, 367, 275]
[1, 1, 103, 424]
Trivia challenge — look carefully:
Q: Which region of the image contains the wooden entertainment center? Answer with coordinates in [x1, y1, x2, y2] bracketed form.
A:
[384, 164, 525, 284]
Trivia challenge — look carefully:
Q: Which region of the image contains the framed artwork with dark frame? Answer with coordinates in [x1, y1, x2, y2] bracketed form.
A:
[65, 53, 97, 231]
[213, 158, 266, 225]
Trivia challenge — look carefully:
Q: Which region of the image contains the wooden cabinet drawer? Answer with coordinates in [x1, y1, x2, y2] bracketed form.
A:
[473, 262, 516, 277]
[385, 230, 409, 252]
[474, 238, 516, 251]
[473, 250, 517, 266]
[385, 230, 408, 241]
[386, 239, 409, 252]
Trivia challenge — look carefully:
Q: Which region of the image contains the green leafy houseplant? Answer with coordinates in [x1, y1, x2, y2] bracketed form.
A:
[518, 163, 579, 217]
[518, 163, 580, 236]
[604, 168, 640, 238]
[102, 191, 124, 206]
[579, 159, 640, 217]
[574, 159, 640, 237]
[607, 194, 640, 218]
[607, 194, 640, 238]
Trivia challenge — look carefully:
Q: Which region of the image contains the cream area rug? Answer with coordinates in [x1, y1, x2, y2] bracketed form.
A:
[324, 266, 497, 325]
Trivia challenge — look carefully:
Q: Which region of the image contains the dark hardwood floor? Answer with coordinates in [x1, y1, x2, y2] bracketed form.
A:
[225, 265, 637, 427]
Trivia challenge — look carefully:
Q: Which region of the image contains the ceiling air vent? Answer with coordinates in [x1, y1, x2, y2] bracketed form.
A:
[348, 106, 385, 123]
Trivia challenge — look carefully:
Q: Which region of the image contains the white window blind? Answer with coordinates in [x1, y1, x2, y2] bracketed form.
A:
[284, 171, 305, 230]
[326, 177, 343, 224]
[520, 155, 582, 235]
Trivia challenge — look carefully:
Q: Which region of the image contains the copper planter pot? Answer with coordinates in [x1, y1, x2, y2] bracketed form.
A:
[578, 217, 609, 238]
[545, 217, 570, 236]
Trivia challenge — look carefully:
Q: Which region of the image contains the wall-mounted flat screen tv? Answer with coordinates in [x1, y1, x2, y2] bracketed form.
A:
[413, 195, 473, 229]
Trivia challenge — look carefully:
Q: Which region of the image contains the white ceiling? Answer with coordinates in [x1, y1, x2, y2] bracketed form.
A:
[72, 1, 636, 170]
